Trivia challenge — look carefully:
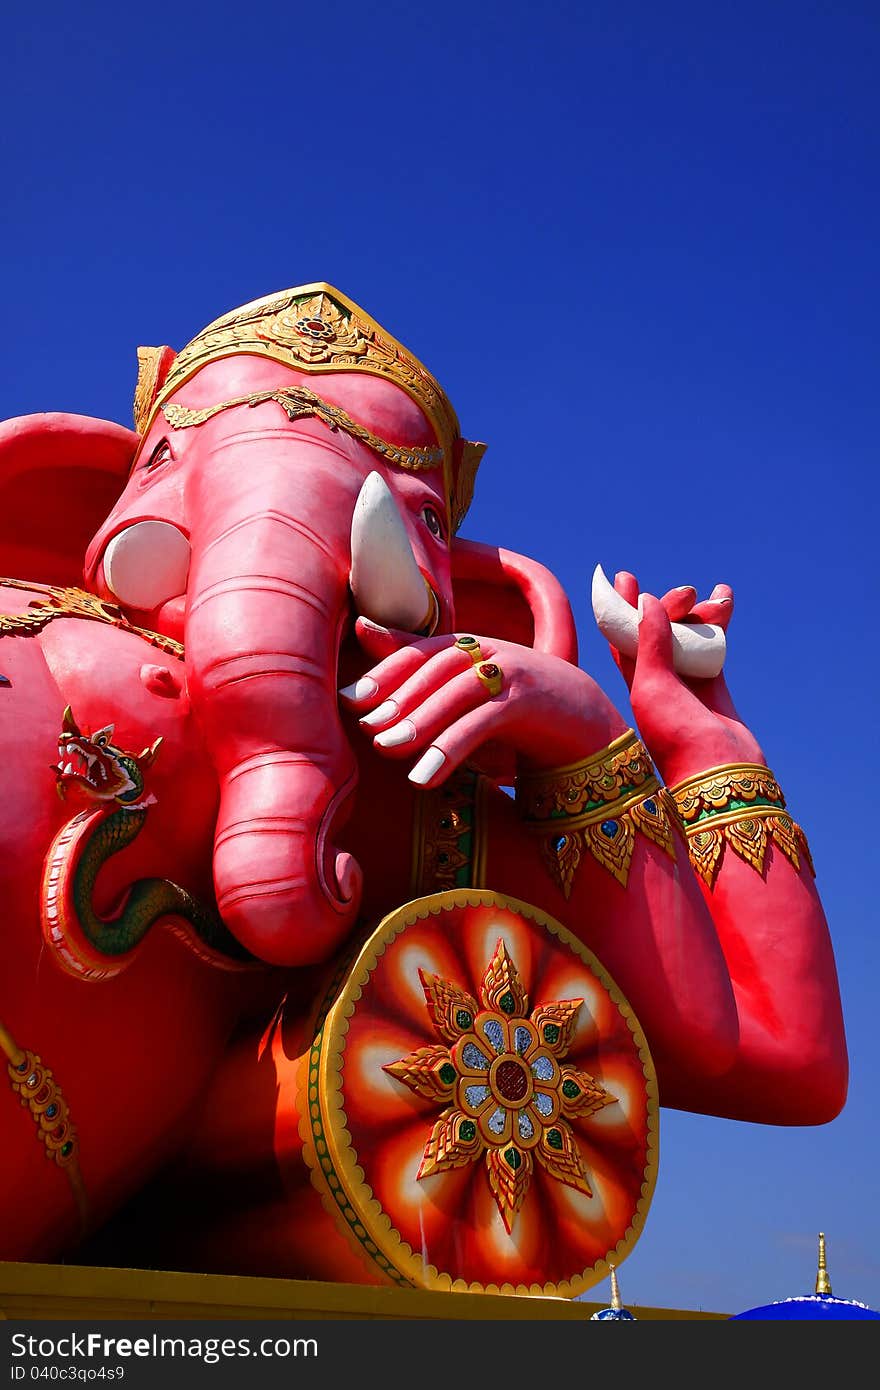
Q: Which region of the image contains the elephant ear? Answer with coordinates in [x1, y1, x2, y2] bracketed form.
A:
[450, 539, 579, 787]
[450, 538, 578, 663]
[0, 413, 139, 587]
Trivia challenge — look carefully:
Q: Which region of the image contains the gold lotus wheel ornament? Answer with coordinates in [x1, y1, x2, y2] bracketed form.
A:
[300, 890, 657, 1295]
[385, 939, 613, 1232]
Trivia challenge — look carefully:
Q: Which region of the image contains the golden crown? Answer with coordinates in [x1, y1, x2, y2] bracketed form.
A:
[133, 283, 485, 532]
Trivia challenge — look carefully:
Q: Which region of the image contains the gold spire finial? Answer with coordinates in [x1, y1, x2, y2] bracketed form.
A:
[815, 1231, 832, 1295]
[609, 1263, 622, 1311]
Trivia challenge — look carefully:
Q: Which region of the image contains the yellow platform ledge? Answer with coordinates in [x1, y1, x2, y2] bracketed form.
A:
[0, 1261, 728, 1321]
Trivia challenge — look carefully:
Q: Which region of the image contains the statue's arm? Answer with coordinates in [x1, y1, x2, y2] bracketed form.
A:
[341, 615, 743, 1107]
[480, 773, 743, 1099]
[602, 576, 848, 1124]
[344, 591, 847, 1128]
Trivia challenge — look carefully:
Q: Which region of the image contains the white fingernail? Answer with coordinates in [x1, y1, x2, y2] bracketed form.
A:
[375, 720, 417, 748]
[409, 747, 447, 785]
[360, 699, 398, 727]
[339, 677, 378, 701]
[637, 594, 644, 621]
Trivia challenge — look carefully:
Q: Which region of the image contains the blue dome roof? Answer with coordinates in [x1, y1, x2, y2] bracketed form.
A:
[730, 1234, 879, 1320]
[730, 1295, 879, 1320]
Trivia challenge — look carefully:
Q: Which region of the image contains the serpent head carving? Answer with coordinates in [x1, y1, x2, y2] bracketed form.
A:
[52, 705, 162, 806]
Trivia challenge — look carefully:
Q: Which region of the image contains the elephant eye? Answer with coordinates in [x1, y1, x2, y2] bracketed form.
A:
[141, 438, 173, 474]
[421, 505, 446, 540]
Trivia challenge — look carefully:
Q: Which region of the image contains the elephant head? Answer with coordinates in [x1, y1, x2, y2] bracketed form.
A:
[0, 284, 578, 967]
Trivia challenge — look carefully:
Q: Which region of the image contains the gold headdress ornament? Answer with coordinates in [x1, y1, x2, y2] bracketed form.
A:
[132, 283, 486, 533]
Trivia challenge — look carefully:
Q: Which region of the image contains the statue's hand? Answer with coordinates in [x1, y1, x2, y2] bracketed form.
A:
[606, 571, 764, 786]
[339, 618, 627, 788]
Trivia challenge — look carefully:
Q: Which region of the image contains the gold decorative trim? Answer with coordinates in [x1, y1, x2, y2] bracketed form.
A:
[516, 729, 657, 829]
[682, 806, 813, 889]
[669, 762, 786, 825]
[0, 1019, 88, 1230]
[158, 284, 458, 450]
[533, 791, 677, 896]
[142, 283, 486, 532]
[302, 889, 659, 1297]
[472, 775, 489, 888]
[163, 384, 446, 472]
[411, 766, 488, 895]
[667, 762, 814, 888]
[452, 440, 484, 537]
[133, 345, 174, 435]
[0, 579, 184, 660]
[630, 791, 678, 854]
[516, 731, 674, 894]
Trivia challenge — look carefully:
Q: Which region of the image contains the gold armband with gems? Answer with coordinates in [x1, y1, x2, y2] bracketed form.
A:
[667, 762, 814, 889]
[515, 729, 677, 897]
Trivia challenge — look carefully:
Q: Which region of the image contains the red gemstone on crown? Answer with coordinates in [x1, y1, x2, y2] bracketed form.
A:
[296, 317, 334, 340]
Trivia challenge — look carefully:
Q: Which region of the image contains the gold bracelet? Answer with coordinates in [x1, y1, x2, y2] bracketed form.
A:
[516, 730, 676, 896]
[667, 762, 814, 888]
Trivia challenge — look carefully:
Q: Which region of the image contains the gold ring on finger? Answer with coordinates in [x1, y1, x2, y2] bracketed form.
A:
[474, 659, 504, 696]
[454, 635, 483, 663]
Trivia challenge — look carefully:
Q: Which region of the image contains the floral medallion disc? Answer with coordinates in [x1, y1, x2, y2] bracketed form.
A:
[300, 889, 658, 1296]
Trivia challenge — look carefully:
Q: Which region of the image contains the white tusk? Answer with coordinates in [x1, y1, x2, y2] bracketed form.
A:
[591, 564, 726, 678]
[103, 521, 191, 612]
[349, 472, 433, 632]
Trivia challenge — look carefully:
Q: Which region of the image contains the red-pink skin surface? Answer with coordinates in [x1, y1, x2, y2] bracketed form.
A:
[0, 358, 847, 1273]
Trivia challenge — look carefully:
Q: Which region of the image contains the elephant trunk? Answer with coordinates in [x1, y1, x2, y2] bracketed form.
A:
[186, 424, 364, 966]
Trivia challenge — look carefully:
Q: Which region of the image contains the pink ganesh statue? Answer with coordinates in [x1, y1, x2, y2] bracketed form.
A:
[0, 283, 847, 1296]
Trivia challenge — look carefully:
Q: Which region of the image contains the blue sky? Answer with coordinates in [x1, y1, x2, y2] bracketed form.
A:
[3, 2, 878, 1313]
